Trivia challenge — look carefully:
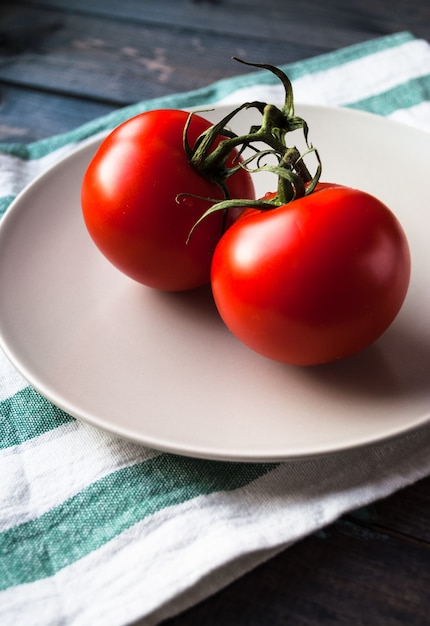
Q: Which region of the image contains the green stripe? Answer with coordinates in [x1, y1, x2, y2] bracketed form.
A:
[0, 454, 277, 590]
[0, 32, 414, 161]
[0, 195, 15, 217]
[348, 74, 430, 116]
[0, 387, 74, 449]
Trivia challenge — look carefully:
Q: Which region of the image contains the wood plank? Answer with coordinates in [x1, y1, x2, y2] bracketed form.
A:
[160, 518, 430, 625]
[5, 0, 383, 45]
[10, 0, 430, 42]
[0, 4, 323, 104]
[0, 85, 116, 143]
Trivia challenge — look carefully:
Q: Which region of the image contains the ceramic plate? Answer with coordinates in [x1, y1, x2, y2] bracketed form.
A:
[0, 105, 429, 461]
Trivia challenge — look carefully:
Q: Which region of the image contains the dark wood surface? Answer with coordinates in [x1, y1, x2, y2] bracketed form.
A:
[1, 2, 430, 624]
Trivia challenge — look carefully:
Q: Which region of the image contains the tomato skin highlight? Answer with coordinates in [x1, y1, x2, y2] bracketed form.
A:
[211, 184, 411, 366]
[81, 109, 255, 291]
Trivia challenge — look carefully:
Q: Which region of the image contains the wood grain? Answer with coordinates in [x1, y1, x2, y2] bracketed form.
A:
[0, 85, 115, 144]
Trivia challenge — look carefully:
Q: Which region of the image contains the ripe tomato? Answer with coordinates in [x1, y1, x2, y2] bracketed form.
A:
[81, 109, 254, 291]
[211, 184, 411, 366]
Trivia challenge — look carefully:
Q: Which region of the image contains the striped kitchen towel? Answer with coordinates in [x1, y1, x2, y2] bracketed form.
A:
[0, 31, 430, 626]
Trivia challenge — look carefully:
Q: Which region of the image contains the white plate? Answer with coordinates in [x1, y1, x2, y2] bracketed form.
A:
[0, 105, 429, 461]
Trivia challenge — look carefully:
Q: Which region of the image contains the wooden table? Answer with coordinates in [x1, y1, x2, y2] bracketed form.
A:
[2, 2, 430, 624]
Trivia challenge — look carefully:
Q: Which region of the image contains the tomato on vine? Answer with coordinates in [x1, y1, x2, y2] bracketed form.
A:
[211, 184, 410, 366]
[81, 57, 411, 366]
[81, 108, 255, 291]
[199, 60, 411, 366]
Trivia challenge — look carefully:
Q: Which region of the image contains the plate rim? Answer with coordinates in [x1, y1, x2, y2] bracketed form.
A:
[1, 103, 430, 462]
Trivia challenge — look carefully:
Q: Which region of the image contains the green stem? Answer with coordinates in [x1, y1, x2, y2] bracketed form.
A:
[183, 59, 322, 231]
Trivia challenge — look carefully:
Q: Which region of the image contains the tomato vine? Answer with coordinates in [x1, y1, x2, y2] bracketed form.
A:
[184, 59, 322, 236]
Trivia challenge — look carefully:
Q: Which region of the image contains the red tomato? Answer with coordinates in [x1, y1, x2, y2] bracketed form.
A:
[211, 184, 411, 366]
[81, 109, 254, 291]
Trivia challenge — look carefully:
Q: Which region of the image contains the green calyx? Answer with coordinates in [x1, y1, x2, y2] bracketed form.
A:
[182, 59, 322, 238]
